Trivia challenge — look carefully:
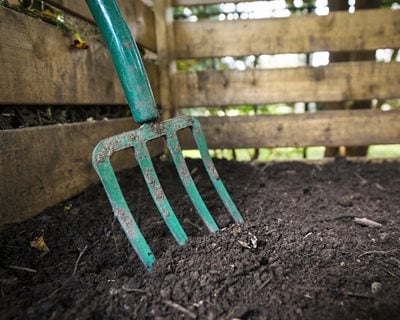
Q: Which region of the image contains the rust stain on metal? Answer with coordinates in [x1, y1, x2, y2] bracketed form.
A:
[134, 147, 145, 161]
[206, 161, 220, 180]
[149, 122, 164, 136]
[183, 115, 193, 124]
[96, 138, 120, 163]
[174, 143, 181, 154]
[163, 209, 170, 218]
[96, 152, 107, 163]
[115, 206, 135, 238]
[129, 132, 138, 141]
[179, 158, 190, 185]
[145, 168, 155, 185]
[153, 184, 164, 202]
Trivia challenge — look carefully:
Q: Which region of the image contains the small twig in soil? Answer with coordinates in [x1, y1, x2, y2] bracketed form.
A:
[190, 167, 199, 176]
[355, 206, 369, 215]
[380, 266, 399, 279]
[163, 299, 197, 319]
[358, 249, 399, 258]
[353, 172, 368, 185]
[303, 232, 312, 239]
[375, 183, 386, 191]
[151, 219, 165, 225]
[71, 245, 88, 276]
[258, 276, 272, 291]
[8, 265, 37, 273]
[121, 285, 148, 294]
[354, 217, 382, 228]
[37, 245, 88, 304]
[259, 162, 270, 173]
[183, 218, 203, 232]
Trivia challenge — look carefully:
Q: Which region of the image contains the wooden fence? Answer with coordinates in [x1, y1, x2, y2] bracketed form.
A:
[0, 1, 162, 225]
[1, 0, 400, 226]
[166, 2, 400, 150]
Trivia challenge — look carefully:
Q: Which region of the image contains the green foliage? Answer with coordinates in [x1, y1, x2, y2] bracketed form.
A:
[177, 58, 229, 72]
[368, 145, 400, 158]
[174, 4, 221, 20]
[381, 0, 400, 8]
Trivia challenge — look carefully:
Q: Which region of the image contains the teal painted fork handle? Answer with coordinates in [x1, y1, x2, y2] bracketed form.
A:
[86, 0, 159, 124]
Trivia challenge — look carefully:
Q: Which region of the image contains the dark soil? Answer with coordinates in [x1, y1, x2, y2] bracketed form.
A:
[0, 105, 131, 130]
[1, 158, 400, 320]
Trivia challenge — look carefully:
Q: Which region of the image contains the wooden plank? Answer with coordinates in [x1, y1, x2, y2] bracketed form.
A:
[48, 0, 157, 51]
[0, 7, 159, 105]
[0, 119, 164, 226]
[174, 9, 400, 58]
[145, 61, 160, 104]
[172, 61, 400, 107]
[155, 0, 176, 119]
[179, 110, 400, 149]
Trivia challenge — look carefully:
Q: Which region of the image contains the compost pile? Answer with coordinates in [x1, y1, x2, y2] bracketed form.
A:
[1, 158, 400, 320]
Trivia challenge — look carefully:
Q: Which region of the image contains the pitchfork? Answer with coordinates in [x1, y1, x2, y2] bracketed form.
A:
[87, 0, 243, 270]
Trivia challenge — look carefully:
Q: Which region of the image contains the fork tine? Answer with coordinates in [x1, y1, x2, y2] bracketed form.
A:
[133, 140, 188, 245]
[93, 155, 155, 270]
[191, 118, 244, 224]
[165, 131, 219, 233]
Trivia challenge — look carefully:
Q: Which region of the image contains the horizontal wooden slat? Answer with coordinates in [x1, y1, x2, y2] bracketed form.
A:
[48, 0, 157, 51]
[0, 7, 159, 105]
[0, 119, 164, 226]
[172, 61, 400, 107]
[179, 110, 400, 149]
[174, 9, 400, 58]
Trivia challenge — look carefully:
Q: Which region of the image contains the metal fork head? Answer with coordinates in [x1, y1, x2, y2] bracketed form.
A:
[92, 115, 243, 270]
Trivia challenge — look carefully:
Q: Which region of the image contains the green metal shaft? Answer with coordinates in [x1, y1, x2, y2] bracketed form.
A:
[86, 0, 158, 124]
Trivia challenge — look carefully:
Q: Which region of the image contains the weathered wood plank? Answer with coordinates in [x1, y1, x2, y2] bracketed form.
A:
[172, 61, 400, 107]
[0, 119, 164, 226]
[48, 0, 157, 51]
[155, 0, 176, 119]
[0, 7, 159, 105]
[179, 110, 400, 149]
[174, 9, 400, 58]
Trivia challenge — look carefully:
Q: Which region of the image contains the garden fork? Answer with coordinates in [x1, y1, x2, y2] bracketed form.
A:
[87, 0, 243, 270]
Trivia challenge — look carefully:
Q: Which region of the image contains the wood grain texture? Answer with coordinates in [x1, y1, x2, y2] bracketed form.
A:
[174, 9, 400, 58]
[48, 0, 157, 51]
[155, 0, 176, 119]
[172, 61, 400, 107]
[0, 119, 164, 226]
[0, 7, 159, 105]
[179, 110, 400, 149]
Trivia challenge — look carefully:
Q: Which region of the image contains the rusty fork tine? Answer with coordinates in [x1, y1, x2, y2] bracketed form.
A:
[191, 118, 244, 224]
[165, 131, 219, 233]
[134, 141, 188, 245]
[93, 142, 155, 270]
